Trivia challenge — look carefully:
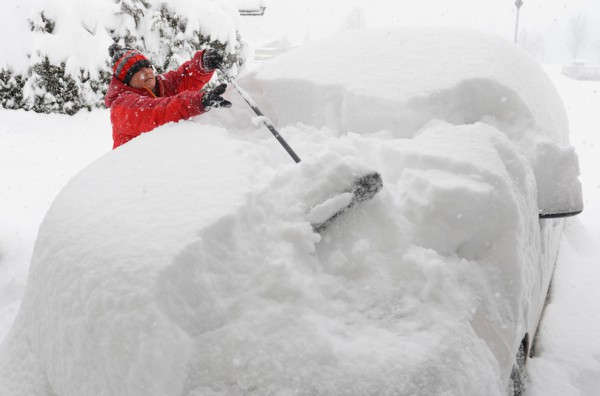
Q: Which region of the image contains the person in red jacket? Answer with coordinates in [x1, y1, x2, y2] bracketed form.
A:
[104, 43, 231, 149]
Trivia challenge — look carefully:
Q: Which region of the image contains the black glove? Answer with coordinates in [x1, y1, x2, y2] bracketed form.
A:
[202, 49, 224, 70]
[201, 83, 232, 109]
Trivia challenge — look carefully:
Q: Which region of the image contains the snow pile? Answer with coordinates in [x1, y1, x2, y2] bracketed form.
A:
[0, 27, 583, 395]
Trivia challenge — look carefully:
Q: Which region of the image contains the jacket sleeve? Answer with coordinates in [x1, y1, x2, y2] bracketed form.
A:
[159, 50, 215, 96]
[110, 90, 206, 140]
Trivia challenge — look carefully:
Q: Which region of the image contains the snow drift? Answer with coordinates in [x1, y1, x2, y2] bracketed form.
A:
[0, 27, 583, 395]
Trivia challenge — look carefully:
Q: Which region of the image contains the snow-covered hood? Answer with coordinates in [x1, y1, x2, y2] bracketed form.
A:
[0, 122, 536, 395]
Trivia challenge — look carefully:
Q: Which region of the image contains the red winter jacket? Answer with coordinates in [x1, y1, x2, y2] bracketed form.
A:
[104, 50, 214, 149]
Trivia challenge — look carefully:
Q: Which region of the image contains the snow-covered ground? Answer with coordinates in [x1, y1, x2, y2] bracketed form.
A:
[0, 110, 111, 342]
[0, 27, 598, 394]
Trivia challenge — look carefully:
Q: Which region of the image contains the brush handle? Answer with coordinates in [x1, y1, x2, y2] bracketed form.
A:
[219, 67, 301, 163]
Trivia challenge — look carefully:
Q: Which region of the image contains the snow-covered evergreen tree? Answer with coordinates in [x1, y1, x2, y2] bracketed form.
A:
[0, 0, 246, 115]
[147, 2, 244, 74]
[112, 0, 149, 50]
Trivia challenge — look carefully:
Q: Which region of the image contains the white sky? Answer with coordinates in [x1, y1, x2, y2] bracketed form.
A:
[246, 0, 600, 64]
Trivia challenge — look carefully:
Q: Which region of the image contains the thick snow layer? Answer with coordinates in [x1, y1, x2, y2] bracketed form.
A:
[243, 27, 583, 214]
[0, 28, 584, 395]
[251, 28, 563, 140]
[1, 121, 535, 396]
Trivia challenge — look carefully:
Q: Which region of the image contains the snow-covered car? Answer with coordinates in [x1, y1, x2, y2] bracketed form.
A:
[0, 27, 582, 396]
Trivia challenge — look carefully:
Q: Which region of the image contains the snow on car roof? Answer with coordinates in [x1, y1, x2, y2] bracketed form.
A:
[251, 27, 569, 146]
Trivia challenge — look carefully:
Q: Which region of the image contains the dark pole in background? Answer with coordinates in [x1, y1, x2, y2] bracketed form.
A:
[514, 0, 524, 43]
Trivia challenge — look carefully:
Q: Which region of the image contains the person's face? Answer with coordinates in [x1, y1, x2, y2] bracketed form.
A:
[129, 67, 156, 90]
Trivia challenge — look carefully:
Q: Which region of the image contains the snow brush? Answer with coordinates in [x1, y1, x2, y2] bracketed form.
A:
[218, 67, 383, 231]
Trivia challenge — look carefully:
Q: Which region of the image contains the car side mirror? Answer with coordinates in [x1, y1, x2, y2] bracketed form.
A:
[530, 136, 584, 219]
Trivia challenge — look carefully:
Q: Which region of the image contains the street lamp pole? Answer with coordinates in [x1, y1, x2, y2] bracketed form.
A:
[514, 0, 523, 43]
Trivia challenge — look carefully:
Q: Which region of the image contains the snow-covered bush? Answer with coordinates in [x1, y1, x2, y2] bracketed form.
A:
[0, 0, 246, 115]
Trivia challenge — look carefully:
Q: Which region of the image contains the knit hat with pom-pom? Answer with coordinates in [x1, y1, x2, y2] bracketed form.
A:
[109, 43, 152, 85]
